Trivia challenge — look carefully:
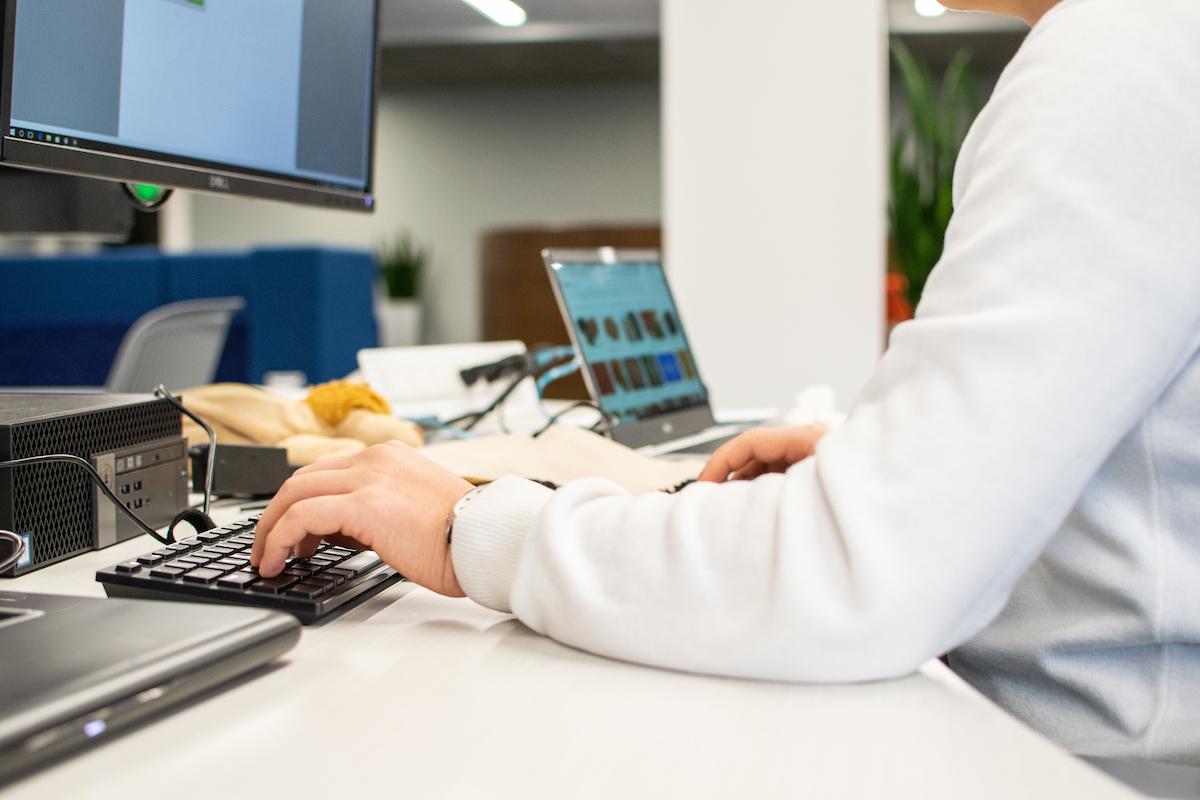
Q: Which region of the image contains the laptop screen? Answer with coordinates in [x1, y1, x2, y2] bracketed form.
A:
[550, 256, 709, 425]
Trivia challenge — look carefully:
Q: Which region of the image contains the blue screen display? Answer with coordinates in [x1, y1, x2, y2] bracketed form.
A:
[553, 259, 708, 424]
[7, 0, 375, 191]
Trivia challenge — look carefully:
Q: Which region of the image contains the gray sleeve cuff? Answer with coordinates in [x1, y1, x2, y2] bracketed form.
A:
[450, 475, 554, 613]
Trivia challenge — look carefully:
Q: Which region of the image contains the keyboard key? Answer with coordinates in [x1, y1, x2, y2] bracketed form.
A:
[337, 551, 382, 576]
[323, 568, 353, 583]
[217, 572, 259, 589]
[167, 543, 192, 553]
[286, 582, 328, 599]
[149, 566, 185, 579]
[307, 574, 342, 588]
[208, 560, 240, 572]
[325, 547, 355, 559]
[114, 561, 142, 574]
[230, 534, 255, 546]
[166, 559, 200, 571]
[227, 554, 250, 564]
[179, 555, 212, 566]
[137, 554, 166, 566]
[182, 568, 223, 584]
[195, 548, 226, 560]
[176, 537, 200, 548]
[152, 548, 176, 558]
[209, 544, 239, 555]
[197, 532, 224, 543]
[249, 576, 299, 594]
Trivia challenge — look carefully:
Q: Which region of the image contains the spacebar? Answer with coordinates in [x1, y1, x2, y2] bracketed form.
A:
[337, 551, 383, 575]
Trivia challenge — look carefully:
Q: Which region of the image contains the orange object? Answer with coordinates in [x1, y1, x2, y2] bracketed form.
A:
[886, 273, 914, 326]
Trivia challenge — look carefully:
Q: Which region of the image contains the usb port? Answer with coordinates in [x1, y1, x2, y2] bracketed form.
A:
[133, 481, 142, 491]
[120, 484, 130, 495]
[133, 499, 143, 510]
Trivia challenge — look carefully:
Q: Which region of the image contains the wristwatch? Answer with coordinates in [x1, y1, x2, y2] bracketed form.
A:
[444, 484, 487, 544]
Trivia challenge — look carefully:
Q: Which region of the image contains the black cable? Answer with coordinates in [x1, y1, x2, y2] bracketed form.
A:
[444, 364, 538, 433]
[532, 400, 618, 439]
[0, 529, 27, 574]
[446, 347, 585, 435]
[459, 354, 528, 387]
[0, 454, 173, 546]
[153, 385, 215, 517]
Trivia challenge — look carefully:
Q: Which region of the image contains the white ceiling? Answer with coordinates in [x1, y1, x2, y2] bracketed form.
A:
[379, 0, 1023, 47]
[887, 0, 1026, 34]
[380, 0, 661, 45]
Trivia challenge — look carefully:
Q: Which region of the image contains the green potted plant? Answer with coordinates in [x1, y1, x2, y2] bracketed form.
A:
[375, 232, 430, 348]
[889, 39, 984, 317]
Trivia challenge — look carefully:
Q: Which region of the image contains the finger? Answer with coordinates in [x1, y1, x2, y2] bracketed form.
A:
[697, 432, 762, 482]
[291, 533, 365, 559]
[291, 452, 364, 477]
[256, 495, 352, 578]
[320, 533, 368, 552]
[730, 462, 767, 482]
[253, 470, 359, 565]
[294, 538, 321, 559]
[698, 426, 828, 482]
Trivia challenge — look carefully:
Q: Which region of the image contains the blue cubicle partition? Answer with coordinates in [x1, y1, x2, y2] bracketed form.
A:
[0, 247, 378, 387]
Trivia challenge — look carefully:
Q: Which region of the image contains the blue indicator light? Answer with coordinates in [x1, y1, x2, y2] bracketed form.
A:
[83, 719, 107, 738]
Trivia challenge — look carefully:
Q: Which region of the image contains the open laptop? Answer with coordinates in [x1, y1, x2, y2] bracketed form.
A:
[543, 249, 745, 456]
[0, 591, 299, 786]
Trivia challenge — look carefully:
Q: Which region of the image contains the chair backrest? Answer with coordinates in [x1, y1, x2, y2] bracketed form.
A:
[106, 297, 245, 393]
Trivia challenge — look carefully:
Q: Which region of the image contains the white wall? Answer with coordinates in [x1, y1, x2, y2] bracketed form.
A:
[188, 84, 662, 343]
[663, 0, 888, 412]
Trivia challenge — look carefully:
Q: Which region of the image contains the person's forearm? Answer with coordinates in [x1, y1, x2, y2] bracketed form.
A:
[451, 9, 1200, 681]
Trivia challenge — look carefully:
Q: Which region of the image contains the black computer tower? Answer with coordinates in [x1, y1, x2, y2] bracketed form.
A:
[0, 394, 187, 576]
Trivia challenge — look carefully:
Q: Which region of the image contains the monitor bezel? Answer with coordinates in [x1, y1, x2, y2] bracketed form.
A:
[0, 0, 381, 213]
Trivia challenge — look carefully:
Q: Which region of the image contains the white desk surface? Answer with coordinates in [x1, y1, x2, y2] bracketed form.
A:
[5, 504, 1138, 800]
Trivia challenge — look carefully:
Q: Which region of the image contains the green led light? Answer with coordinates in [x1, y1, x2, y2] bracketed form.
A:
[133, 184, 165, 203]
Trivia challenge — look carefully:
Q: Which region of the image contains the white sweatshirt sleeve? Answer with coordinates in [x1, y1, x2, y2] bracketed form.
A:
[451, 0, 1200, 682]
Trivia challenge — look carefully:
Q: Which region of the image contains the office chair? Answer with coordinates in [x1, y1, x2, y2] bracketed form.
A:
[106, 297, 245, 394]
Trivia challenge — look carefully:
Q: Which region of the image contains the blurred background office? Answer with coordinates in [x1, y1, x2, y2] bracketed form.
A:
[0, 0, 1026, 413]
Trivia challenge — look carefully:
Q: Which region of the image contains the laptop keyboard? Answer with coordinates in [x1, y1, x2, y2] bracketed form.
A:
[96, 516, 403, 624]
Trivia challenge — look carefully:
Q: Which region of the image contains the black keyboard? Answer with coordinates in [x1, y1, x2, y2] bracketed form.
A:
[96, 516, 403, 624]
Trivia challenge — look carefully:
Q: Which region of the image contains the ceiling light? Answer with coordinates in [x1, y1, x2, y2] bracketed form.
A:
[914, 0, 947, 17]
[461, 0, 527, 27]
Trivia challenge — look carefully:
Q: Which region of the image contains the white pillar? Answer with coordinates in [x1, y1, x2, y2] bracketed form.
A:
[160, 189, 194, 253]
[662, 0, 888, 412]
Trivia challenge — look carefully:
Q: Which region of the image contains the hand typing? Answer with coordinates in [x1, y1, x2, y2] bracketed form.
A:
[250, 441, 474, 597]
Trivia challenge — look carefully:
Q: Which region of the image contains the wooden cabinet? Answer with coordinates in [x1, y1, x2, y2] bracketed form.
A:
[481, 225, 661, 398]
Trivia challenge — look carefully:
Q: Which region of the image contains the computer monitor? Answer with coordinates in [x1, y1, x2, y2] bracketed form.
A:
[0, 0, 379, 211]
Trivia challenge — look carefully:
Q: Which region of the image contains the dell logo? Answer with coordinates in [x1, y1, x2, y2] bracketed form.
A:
[208, 175, 231, 191]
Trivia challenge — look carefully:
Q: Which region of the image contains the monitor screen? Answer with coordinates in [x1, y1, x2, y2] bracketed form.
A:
[550, 256, 710, 425]
[0, 0, 378, 211]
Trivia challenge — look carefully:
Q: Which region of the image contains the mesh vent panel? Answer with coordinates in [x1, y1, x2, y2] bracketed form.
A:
[9, 401, 179, 565]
